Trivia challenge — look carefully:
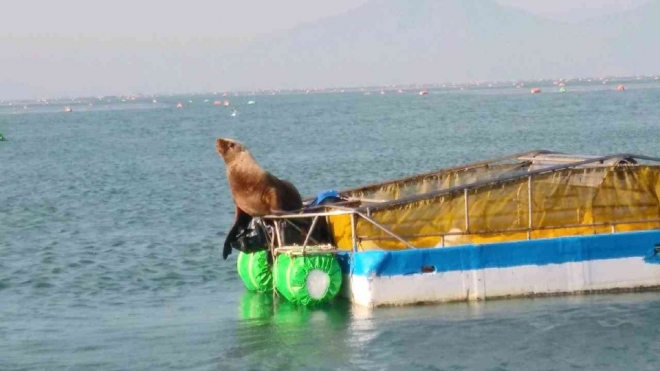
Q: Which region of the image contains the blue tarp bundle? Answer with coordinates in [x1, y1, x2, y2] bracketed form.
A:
[309, 190, 341, 206]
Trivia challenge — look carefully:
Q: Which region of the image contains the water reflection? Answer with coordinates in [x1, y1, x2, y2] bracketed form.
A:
[238, 290, 353, 326]
[238, 290, 275, 322]
[228, 290, 660, 370]
[221, 291, 355, 370]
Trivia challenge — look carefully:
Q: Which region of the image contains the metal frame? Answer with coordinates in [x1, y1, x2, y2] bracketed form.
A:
[264, 152, 660, 252]
[264, 206, 660, 252]
[356, 218, 660, 242]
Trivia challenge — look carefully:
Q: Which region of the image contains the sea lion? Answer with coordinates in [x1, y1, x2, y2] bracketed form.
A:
[216, 138, 303, 259]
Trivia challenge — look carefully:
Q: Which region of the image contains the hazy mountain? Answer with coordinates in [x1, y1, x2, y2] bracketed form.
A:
[495, 0, 652, 24]
[218, 0, 659, 90]
[580, 0, 660, 75]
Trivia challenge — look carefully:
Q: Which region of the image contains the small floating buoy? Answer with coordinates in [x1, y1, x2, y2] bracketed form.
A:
[530, 88, 542, 94]
[617, 85, 626, 91]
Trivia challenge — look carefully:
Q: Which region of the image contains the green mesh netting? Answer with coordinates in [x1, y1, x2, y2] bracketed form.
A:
[236, 250, 272, 292]
[274, 254, 342, 306]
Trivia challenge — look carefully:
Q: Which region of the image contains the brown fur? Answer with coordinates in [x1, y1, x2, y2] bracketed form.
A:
[216, 138, 302, 259]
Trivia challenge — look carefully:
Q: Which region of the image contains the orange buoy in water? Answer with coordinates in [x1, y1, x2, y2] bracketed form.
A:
[617, 85, 626, 91]
[530, 88, 542, 94]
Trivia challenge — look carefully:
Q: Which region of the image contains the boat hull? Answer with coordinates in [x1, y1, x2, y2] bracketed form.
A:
[337, 230, 660, 307]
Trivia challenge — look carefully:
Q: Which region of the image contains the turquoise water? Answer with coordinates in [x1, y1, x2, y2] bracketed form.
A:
[2, 80, 660, 370]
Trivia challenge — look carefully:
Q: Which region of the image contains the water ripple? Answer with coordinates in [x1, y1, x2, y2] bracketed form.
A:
[3, 87, 660, 370]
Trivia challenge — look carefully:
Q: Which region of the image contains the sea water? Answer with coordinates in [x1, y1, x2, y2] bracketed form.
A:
[2, 80, 660, 370]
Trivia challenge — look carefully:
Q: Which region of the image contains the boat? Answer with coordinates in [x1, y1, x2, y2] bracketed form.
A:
[0, 132, 4, 141]
[64, 106, 73, 112]
[232, 150, 660, 307]
[530, 88, 542, 94]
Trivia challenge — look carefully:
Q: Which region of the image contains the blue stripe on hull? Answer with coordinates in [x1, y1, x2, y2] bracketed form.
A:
[337, 230, 660, 277]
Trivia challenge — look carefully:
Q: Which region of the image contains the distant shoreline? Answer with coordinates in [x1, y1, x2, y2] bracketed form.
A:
[1, 74, 659, 103]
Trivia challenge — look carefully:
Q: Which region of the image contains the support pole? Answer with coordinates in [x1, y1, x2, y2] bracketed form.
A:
[302, 216, 320, 254]
[350, 213, 358, 253]
[464, 189, 470, 233]
[527, 175, 533, 240]
[357, 212, 416, 249]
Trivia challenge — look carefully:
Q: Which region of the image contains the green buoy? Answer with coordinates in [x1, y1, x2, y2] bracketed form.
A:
[274, 254, 342, 306]
[237, 250, 273, 293]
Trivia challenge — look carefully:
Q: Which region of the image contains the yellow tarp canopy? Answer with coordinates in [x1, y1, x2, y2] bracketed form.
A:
[328, 166, 660, 251]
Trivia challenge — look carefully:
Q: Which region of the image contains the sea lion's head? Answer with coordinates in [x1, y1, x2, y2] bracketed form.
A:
[216, 138, 247, 164]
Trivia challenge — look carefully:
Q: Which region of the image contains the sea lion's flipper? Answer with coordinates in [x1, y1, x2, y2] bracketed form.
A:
[223, 206, 252, 260]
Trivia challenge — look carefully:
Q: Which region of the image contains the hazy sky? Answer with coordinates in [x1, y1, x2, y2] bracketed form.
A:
[0, 0, 651, 99]
[498, 0, 646, 13]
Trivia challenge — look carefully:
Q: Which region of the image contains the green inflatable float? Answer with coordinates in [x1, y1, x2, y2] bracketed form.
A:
[274, 254, 342, 306]
[236, 250, 273, 293]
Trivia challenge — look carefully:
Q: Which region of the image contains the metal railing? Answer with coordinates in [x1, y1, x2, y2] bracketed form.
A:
[358, 218, 660, 247]
[263, 204, 660, 253]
